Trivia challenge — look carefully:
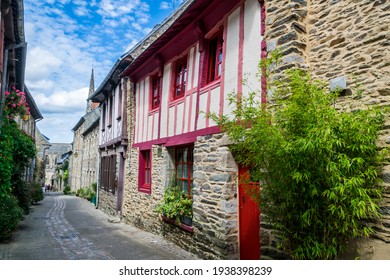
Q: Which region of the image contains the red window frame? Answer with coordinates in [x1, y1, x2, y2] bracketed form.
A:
[150, 75, 161, 110]
[175, 145, 193, 197]
[173, 56, 187, 99]
[206, 31, 223, 84]
[139, 150, 151, 193]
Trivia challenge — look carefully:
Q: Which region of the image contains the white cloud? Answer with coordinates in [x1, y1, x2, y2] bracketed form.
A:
[160, 2, 170, 10]
[37, 112, 85, 143]
[34, 87, 89, 114]
[23, 0, 171, 143]
[25, 47, 63, 80]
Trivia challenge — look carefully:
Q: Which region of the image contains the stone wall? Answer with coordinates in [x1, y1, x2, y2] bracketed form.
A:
[122, 146, 164, 233]
[121, 132, 241, 259]
[264, 0, 390, 259]
[191, 133, 239, 259]
[98, 190, 117, 217]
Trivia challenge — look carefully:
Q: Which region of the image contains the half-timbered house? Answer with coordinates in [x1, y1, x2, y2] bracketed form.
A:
[89, 56, 131, 216]
[121, 0, 265, 260]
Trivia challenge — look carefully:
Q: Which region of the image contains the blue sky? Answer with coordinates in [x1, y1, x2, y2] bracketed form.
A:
[24, 0, 184, 143]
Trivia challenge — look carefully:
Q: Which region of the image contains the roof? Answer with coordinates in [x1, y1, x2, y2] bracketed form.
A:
[71, 107, 100, 134]
[120, 0, 210, 79]
[88, 56, 131, 103]
[89, 0, 196, 103]
[24, 86, 43, 121]
[82, 107, 100, 137]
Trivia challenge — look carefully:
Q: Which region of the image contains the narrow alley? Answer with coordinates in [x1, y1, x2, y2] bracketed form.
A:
[0, 192, 198, 260]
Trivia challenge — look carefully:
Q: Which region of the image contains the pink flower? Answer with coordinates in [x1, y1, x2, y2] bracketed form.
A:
[5, 91, 10, 96]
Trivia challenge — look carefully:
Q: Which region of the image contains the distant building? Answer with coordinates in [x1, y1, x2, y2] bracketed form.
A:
[45, 143, 71, 190]
[70, 69, 100, 191]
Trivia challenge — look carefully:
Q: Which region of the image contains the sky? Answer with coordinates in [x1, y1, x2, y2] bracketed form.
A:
[24, 0, 184, 143]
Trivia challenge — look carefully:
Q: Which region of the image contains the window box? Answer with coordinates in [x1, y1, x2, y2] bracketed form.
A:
[161, 215, 193, 233]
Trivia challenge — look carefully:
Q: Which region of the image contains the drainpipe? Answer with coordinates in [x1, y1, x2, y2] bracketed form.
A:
[0, 42, 27, 135]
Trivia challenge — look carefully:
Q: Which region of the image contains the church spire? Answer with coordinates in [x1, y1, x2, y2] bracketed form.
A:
[89, 68, 95, 98]
[86, 68, 95, 113]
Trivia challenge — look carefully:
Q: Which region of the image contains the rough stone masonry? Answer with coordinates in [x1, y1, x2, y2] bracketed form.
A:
[264, 0, 390, 259]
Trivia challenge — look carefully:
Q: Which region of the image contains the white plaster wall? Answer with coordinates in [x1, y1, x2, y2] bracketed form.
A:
[160, 63, 171, 139]
[223, 7, 241, 117]
[243, 0, 262, 98]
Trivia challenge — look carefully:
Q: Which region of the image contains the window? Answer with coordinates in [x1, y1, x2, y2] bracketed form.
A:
[100, 155, 117, 193]
[207, 31, 223, 84]
[102, 103, 106, 130]
[175, 145, 193, 196]
[151, 75, 161, 110]
[139, 150, 151, 193]
[173, 56, 187, 99]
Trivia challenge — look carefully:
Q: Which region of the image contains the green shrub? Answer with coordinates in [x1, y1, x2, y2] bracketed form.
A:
[13, 180, 31, 215]
[76, 188, 83, 197]
[30, 182, 44, 204]
[210, 59, 386, 259]
[63, 185, 71, 195]
[0, 194, 23, 241]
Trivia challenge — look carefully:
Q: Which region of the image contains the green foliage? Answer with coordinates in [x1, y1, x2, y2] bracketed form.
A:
[156, 184, 193, 223]
[63, 185, 71, 195]
[63, 169, 69, 185]
[30, 182, 44, 204]
[75, 184, 96, 201]
[13, 180, 31, 215]
[0, 121, 14, 196]
[0, 194, 23, 241]
[209, 58, 386, 259]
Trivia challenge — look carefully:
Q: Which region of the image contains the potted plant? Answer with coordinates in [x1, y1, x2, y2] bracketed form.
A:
[156, 184, 193, 226]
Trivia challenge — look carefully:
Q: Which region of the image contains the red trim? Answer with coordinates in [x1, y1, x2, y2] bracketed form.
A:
[142, 80, 146, 142]
[219, 20, 228, 117]
[158, 74, 163, 139]
[136, 83, 140, 144]
[138, 150, 152, 194]
[237, 4, 245, 101]
[133, 126, 221, 150]
[191, 44, 197, 92]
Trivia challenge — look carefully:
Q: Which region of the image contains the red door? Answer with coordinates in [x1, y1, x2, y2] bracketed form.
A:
[239, 166, 260, 260]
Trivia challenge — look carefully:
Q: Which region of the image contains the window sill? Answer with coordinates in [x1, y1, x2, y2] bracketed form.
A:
[148, 107, 160, 115]
[161, 215, 193, 233]
[138, 186, 151, 194]
[200, 79, 221, 92]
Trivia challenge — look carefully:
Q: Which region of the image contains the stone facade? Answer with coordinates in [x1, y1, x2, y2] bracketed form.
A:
[263, 0, 390, 259]
[45, 143, 71, 189]
[122, 133, 240, 259]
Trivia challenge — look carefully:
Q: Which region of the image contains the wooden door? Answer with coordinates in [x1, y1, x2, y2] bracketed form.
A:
[239, 166, 260, 259]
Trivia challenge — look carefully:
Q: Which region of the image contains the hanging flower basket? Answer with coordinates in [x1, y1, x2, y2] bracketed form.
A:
[4, 87, 30, 119]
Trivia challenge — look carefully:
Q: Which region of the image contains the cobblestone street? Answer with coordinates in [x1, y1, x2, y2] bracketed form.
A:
[0, 193, 198, 260]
